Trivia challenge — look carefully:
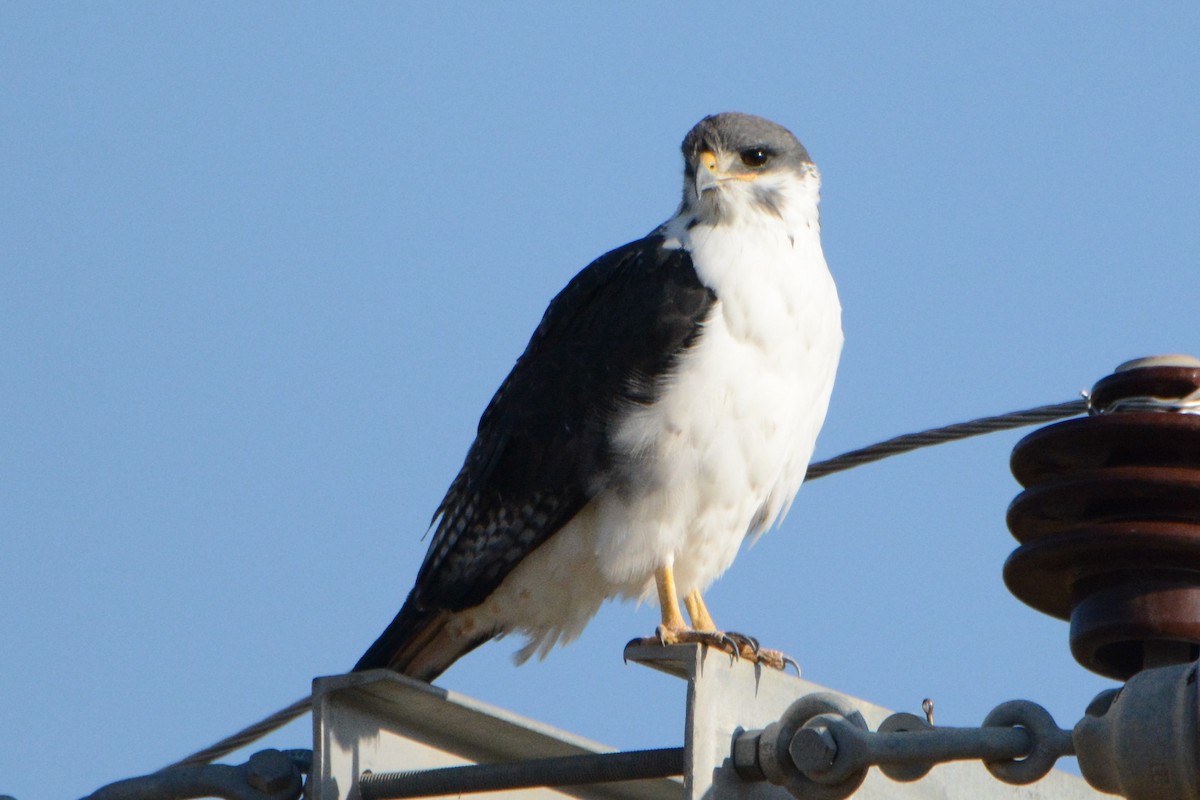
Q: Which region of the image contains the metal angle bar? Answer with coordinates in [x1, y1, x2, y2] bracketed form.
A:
[357, 747, 686, 800]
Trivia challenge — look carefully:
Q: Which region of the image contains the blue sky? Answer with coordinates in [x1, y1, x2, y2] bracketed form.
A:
[3, 4, 1198, 798]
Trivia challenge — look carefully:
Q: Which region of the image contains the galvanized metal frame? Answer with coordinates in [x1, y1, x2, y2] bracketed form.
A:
[310, 644, 1104, 800]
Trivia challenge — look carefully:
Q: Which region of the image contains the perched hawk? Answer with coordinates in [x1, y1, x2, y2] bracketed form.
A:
[356, 113, 842, 680]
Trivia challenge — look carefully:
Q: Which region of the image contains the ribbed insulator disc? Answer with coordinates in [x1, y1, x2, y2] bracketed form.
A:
[1004, 360, 1200, 679]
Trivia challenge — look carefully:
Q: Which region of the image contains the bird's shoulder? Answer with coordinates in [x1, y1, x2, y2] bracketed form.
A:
[505, 231, 716, 405]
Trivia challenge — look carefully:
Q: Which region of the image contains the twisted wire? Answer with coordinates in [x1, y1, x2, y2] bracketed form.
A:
[165, 695, 313, 770]
[805, 398, 1087, 480]
[162, 396, 1089, 770]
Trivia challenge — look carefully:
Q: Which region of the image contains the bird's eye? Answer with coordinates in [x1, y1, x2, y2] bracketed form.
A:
[740, 148, 770, 168]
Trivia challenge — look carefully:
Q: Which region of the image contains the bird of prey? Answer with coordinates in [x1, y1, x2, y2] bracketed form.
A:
[356, 112, 842, 681]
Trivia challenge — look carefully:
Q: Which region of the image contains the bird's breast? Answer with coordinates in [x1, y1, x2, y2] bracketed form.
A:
[594, 222, 842, 593]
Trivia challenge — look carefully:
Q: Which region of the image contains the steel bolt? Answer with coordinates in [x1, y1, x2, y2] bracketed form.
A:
[732, 729, 765, 781]
[788, 726, 838, 771]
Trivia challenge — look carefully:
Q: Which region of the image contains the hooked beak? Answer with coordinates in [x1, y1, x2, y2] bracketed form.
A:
[694, 150, 721, 195]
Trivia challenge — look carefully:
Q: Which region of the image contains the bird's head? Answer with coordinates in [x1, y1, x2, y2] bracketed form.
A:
[680, 112, 818, 227]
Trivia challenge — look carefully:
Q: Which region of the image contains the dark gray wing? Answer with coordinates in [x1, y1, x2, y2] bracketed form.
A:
[354, 233, 715, 673]
[416, 233, 715, 611]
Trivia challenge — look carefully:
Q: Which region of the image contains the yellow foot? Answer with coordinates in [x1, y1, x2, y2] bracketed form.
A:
[627, 627, 800, 674]
[635, 569, 799, 672]
[627, 626, 739, 658]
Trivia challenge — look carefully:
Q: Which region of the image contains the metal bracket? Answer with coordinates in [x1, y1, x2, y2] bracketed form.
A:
[310, 645, 1103, 800]
[310, 667, 681, 800]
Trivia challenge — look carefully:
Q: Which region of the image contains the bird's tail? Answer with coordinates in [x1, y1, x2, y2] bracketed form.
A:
[353, 598, 490, 682]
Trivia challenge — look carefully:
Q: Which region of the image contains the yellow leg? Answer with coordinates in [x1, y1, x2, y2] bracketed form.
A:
[628, 567, 795, 673]
[684, 589, 717, 632]
[655, 566, 688, 632]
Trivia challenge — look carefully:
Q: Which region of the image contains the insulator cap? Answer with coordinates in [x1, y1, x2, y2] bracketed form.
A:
[1005, 356, 1200, 679]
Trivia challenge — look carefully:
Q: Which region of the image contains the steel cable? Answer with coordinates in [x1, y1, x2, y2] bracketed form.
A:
[805, 399, 1086, 480]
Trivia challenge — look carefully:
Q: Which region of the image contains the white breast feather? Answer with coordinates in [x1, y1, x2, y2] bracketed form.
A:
[450, 164, 843, 663]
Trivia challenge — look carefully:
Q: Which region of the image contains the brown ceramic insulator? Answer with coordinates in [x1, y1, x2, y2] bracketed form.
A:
[1009, 413, 1200, 486]
[1005, 356, 1200, 680]
[1089, 363, 1200, 414]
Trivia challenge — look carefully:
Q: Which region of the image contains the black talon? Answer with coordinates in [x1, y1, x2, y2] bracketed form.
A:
[717, 632, 741, 661]
[690, 630, 741, 661]
[782, 655, 801, 675]
[726, 631, 760, 654]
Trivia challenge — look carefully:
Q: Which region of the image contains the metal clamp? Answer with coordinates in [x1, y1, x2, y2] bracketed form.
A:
[81, 748, 310, 800]
[732, 693, 1074, 800]
[1074, 661, 1200, 800]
